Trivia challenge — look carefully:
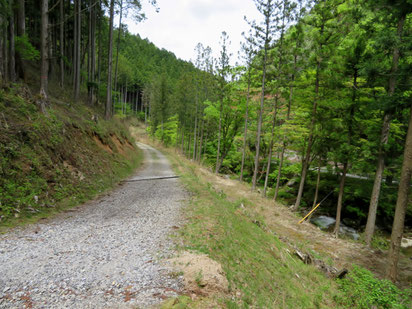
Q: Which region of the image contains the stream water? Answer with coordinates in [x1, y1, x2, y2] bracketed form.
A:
[310, 215, 360, 240]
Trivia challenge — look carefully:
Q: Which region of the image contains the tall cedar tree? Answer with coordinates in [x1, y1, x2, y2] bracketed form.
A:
[292, 0, 339, 210]
[249, 0, 278, 190]
[364, 2, 409, 246]
[215, 31, 231, 174]
[239, 30, 255, 182]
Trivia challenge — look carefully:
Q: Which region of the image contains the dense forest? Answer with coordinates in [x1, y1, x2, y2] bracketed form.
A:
[0, 0, 411, 284]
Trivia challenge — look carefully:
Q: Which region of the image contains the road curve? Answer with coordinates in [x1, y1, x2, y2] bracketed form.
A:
[0, 143, 185, 308]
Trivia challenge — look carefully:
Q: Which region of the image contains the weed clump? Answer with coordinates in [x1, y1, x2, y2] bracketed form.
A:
[336, 265, 411, 309]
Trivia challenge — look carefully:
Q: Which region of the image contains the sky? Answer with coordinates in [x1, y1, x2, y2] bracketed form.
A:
[121, 0, 261, 64]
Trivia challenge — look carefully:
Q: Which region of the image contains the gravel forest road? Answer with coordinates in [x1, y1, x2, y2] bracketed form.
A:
[0, 142, 185, 308]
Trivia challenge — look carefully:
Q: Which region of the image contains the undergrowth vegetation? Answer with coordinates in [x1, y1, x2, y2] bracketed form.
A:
[336, 266, 411, 309]
[168, 154, 338, 308]
[153, 141, 412, 308]
[0, 85, 142, 229]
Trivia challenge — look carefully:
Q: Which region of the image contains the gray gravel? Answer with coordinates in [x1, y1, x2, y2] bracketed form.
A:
[0, 142, 185, 308]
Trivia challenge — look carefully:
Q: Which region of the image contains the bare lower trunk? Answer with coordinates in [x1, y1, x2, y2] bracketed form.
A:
[333, 162, 348, 237]
[8, 1, 16, 83]
[387, 104, 412, 282]
[215, 98, 223, 174]
[193, 96, 198, 161]
[74, 0, 81, 101]
[263, 98, 278, 196]
[365, 14, 405, 246]
[105, 0, 115, 119]
[180, 129, 185, 154]
[16, 0, 25, 80]
[187, 134, 191, 158]
[292, 60, 320, 211]
[113, 0, 123, 91]
[17, 0, 25, 35]
[364, 114, 390, 245]
[88, 0, 96, 105]
[72, 0, 77, 87]
[3, 26, 8, 82]
[313, 162, 321, 207]
[240, 75, 251, 182]
[97, 0, 102, 92]
[252, 47, 268, 190]
[198, 117, 205, 162]
[274, 144, 285, 201]
[39, 0, 48, 113]
[59, 0, 64, 87]
[0, 15, 3, 82]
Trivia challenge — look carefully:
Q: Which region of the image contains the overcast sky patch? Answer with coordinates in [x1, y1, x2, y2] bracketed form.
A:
[122, 0, 261, 65]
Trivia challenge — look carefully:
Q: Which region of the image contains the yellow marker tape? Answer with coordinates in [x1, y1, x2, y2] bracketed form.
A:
[298, 190, 334, 224]
[298, 203, 321, 224]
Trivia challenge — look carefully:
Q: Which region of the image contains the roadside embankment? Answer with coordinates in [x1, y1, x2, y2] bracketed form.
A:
[0, 85, 142, 230]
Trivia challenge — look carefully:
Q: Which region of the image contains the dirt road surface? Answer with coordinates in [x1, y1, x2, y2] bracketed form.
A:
[0, 142, 185, 308]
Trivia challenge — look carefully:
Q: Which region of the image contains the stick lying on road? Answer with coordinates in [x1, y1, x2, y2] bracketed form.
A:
[122, 175, 180, 182]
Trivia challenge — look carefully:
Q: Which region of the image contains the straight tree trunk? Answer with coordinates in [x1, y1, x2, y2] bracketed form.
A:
[88, 0, 96, 105]
[16, 0, 25, 80]
[97, 0, 102, 93]
[252, 45, 268, 190]
[8, 0, 16, 83]
[292, 59, 320, 211]
[188, 133, 191, 158]
[215, 96, 223, 174]
[387, 104, 412, 282]
[274, 55, 295, 200]
[193, 95, 198, 161]
[364, 114, 391, 243]
[0, 15, 3, 82]
[72, 0, 77, 87]
[39, 0, 48, 113]
[263, 98, 278, 196]
[365, 14, 405, 246]
[334, 69, 357, 237]
[113, 0, 123, 91]
[240, 72, 251, 182]
[3, 22, 8, 82]
[74, 0, 81, 101]
[198, 116, 205, 162]
[181, 128, 185, 153]
[48, 20, 54, 79]
[333, 162, 348, 237]
[105, 0, 115, 120]
[16, 0, 25, 35]
[59, 0, 64, 87]
[312, 161, 321, 208]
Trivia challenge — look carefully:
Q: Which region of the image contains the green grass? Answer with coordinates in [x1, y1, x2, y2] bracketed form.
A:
[154, 144, 411, 308]
[335, 266, 411, 309]
[168, 157, 339, 308]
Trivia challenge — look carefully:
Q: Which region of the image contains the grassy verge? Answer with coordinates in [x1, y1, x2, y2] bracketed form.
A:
[138, 138, 411, 308]
[158, 149, 339, 308]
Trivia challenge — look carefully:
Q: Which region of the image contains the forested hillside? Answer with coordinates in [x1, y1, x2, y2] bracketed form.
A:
[143, 0, 412, 284]
[0, 0, 200, 226]
[0, 0, 411, 289]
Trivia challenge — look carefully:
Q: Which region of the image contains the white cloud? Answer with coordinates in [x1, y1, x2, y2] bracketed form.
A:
[123, 0, 261, 65]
